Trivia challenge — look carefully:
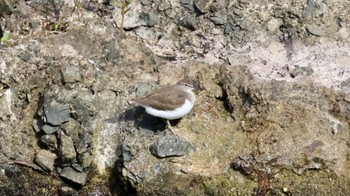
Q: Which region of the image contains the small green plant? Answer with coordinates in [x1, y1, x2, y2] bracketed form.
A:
[72, 0, 83, 20]
[120, 0, 126, 30]
[0, 32, 10, 44]
[112, 0, 133, 30]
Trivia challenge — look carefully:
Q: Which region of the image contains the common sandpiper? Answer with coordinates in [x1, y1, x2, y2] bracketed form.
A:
[132, 78, 197, 128]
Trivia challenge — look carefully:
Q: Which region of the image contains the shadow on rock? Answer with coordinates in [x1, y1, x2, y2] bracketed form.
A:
[109, 145, 137, 196]
[114, 106, 182, 134]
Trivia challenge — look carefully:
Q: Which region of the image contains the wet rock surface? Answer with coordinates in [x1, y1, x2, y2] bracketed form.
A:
[0, 0, 350, 195]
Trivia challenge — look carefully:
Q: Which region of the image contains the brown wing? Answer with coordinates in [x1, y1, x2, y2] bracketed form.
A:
[132, 86, 186, 110]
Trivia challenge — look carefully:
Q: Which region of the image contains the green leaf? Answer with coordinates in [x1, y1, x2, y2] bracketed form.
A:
[0, 32, 10, 43]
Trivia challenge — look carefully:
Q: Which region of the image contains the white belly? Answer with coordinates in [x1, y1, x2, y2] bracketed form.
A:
[144, 99, 194, 120]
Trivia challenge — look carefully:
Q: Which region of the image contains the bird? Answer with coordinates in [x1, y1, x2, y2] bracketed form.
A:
[131, 78, 197, 128]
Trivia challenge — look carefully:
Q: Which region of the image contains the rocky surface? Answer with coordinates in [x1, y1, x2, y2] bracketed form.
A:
[34, 150, 57, 172]
[0, 0, 349, 195]
[149, 129, 192, 158]
[60, 167, 88, 186]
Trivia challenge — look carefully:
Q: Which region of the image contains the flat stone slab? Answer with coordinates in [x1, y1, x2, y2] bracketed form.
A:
[149, 130, 191, 158]
[60, 167, 87, 186]
[59, 133, 76, 162]
[42, 124, 59, 134]
[34, 150, 57, 172]
[44, 100, 70, 126]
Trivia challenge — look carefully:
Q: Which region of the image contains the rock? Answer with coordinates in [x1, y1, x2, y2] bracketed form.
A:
[56, 167, 62, 174]
[140, 12, 159, 27]
[72, 163, 84, 172]
[134, 27, 156, 40]
[211, 28, 222, 35]
[306, 24, 326, 37]
[149, 130, 191, 158]
[158, 1, 171, 11]
[180, 0, 191, 4]
[59, 133, 77, 163]
[180, 0, 195, 11]
[194, 0, 213, 13]
[0, 89, 12, 120]
[121, 2, 159, 29]
[42, 124, 59, 134]
[344, 95, 350, 103]
[121, 2, 144, 29]
[39, 134, 58, 151]
[106, 48, 120, 62]
[123, 150, 132, 162]
[75, 132, 92, 154]
[140, 0, 151, 5]
[60, 167, 87, 186]
[0, 0, 12, 16]
[34, 150, 57, 172]
[60, 186, 78, 196]
[44, 100, 70, 126]
[289, 66, 314, 78]
[231, 154, 255, 175]
[210, 0, 227, 11]
[69, 91, 96, 123]
[32, 118, 44, 133]
[20, 52, 31, 62]
[266, 18, 283, 32]
[338, 27, 350, 40]
[165, 8, 177, 18]
[303, 0, 317, 18]
[179, 16, 198, 31]
[341, 78, 350, 88]
[224, 24, 233, 34]
[210, 16, 227, 25]
[28, 42, 39, 52]
[43, 55, 54, 65]
[61, 66, 81, 83]
[0, 167, 7, 182]
[60, 119, 81, 143]
[232, 7, 243, 16]
[135, 82, 155, 97]
[319, 3, 328, 15]
[238, 17, 255, 31]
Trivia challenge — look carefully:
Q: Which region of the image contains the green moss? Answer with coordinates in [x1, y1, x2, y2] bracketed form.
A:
[135, 172, 258, 196]
[0, 167, 61, 195]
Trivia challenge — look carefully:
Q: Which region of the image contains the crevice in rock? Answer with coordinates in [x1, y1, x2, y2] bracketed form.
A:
[109, 144, 137, 196]
[216, 83, 234, 113]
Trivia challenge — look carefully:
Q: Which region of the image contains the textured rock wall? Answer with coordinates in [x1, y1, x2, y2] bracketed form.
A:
[0, 0, 350, 195]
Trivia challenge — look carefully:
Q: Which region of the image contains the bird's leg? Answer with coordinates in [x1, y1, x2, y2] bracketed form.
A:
[163, 119, 174, 134]
[166, 120, 172, 129]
